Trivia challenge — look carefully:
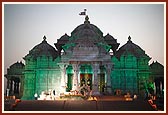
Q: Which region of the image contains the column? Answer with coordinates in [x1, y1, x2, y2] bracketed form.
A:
[10, 79, 13, 94]
[59, 64, 68, 93]
[92, 63, 100, 95]
[160, 81, 162, 95]
[106, 64, 112, 94]
[7, 79, 10, 89]
[6, 89, 10, 97]
[16, 81, 20, 93]
[20, 76, 24, 97]
[6, 78, 10, 96]
[72, 63, 79, 91]
[14, 80, 17, 93]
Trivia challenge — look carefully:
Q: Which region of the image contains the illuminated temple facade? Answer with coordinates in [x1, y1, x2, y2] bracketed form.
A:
[5, 16, 164, 100]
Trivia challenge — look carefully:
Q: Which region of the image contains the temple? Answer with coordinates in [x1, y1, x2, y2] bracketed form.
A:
[5, 15, 164, 100]
[4, 61, 24, 98]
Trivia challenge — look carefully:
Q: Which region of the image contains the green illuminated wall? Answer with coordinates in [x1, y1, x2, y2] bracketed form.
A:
[111, 54, 150, 95]
[22, 55, 61, 100]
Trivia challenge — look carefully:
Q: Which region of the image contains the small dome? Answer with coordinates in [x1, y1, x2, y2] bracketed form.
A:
[59, 33, 69, 40]
[104, 33, 120, 54]
[104, 33, 117, 42]
[10, 61, 24, 69]
[7, 61, 24, 75]
[24, 36, 58, 60]
[150, 61, 164, 69]
[115, 36, 150, 59]
[55, 33, 69, 48]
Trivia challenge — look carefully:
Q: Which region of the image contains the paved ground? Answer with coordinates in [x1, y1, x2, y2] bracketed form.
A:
[10, 96, 155, 111]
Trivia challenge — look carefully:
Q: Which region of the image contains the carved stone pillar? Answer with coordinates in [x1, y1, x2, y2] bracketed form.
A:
[6, 78, 10, 96]
[19, 76, 24, 97]
[72, 63, 79, 91]
[10, 79, 13, 94]
[106, 64, 113, 94]
[7, 79, 10, 89]
[59, 64, 68, 93]
[14, 81, 17, 93]
[16, 81, 20, 93]
[92, 63, 100, 95]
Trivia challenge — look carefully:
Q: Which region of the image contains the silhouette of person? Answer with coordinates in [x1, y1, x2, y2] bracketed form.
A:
[53, 90, 55, 95]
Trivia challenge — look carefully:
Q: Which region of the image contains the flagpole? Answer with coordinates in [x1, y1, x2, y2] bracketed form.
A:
[79, 9, 87, 16]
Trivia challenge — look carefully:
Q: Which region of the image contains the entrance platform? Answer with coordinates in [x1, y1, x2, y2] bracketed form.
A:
[5, 96, 156, 111]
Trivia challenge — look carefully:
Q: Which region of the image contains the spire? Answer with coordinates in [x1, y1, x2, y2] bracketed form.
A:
[84, 15, 90, 24]
[128, 36, 131, 41]
[42, 35, 47, 43]
[127, 36, 132, 43]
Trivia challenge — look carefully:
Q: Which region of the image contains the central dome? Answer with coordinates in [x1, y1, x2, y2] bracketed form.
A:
[70, 16, 104, 43]
[61, 16, 112, 63]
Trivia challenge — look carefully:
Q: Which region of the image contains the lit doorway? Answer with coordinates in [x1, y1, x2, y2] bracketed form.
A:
[80, 74, 92, 89]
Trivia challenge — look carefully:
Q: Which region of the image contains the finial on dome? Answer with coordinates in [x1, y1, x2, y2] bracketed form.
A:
[79, 9, 90, 24]
[43, 35, 46, 41]
[84, 15, 90, 24]
[42, 35, 47, 43]
[85, 15, 89, 21]
[128, 36, 132, 42]
[128, 36, 131, 40]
